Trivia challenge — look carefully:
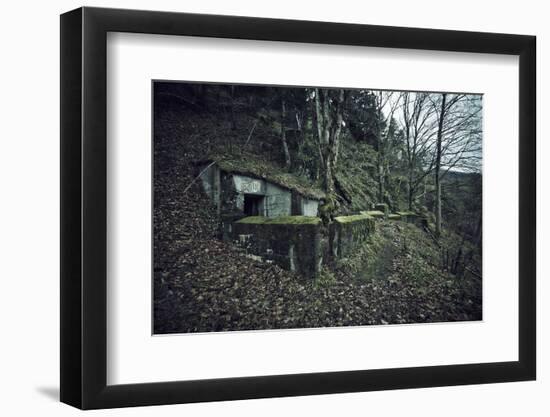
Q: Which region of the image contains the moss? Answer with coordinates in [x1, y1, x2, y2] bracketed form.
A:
[388, 214, 401, 220]
[396, 211, 417, 217]
[319, 194, 339, 225]
[314, 267, 337, 288]
[209, 153, 326, 200]
[333, 139, 379, 211]
[335, 213, 373, 224]
[361, 210, 385, 218]
[334, 221, 386, 281]
[236, 215, 321, 225]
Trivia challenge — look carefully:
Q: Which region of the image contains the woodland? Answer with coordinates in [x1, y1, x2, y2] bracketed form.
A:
[153, 82, 483, 333]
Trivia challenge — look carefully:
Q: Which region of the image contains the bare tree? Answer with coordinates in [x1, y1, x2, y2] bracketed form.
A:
[432, 93, 482, 237]
[314, 88, 346, 197]
[399, 91, 438, 210]
[434, 93, 448, 237]
[280, 97, 291, 169]
[373, 91, 401, 204]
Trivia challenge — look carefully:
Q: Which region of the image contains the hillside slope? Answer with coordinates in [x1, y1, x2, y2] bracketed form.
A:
[153, 97, 481, 333]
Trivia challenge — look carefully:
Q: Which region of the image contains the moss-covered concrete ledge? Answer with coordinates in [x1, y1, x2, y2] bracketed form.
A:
[396, 211, 416, 217]
[231, 212, 426, 278]
[396, 211, 428, 227]
[360, 210, 385, 219]
[360, 210, 427, 226]
[332, 213, 376, 259]
[335, 213, 373, 223]
[232, 215, 323, 278]
[236, 215, 321, 225]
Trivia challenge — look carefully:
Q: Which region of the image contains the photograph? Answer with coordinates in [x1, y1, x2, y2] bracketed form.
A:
[153, 81, 483, 334]
[0, 0, 542, 413]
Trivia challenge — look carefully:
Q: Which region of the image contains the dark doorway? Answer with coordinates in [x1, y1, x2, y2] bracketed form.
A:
[244, 194, 264, 216]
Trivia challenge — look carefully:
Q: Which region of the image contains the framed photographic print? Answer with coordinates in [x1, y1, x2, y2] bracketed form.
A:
[60, 6, 536, 409]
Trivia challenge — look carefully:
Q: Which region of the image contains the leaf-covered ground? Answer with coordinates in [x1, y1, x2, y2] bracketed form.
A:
[153, 103, 482, 334]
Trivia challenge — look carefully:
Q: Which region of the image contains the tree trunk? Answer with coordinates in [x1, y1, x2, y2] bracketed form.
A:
[324, 158, 334, 195]
[435, 93, 447, 238]
[230, 85, 236, 131]
[376, 105, 385, 203]
[312, 89, 324, 178]
[314, 88, 345, 222]
[407, 171, 414, 211]
[281, 98, 291, 169]
[378, 158, 385, 203]
[474, 210, 482, 254]
[324, 89, 345, 194]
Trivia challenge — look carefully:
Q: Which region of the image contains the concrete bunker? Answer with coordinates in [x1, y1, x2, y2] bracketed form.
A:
[196, 158, 425, 278]
[197, 160, 324, 221]
[243, 194, 263, 216]
[231, 216, 323, 279]
[332, 213, 376, 259]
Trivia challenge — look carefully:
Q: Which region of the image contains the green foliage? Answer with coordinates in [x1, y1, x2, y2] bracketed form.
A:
[346, 90, 379, 146]
[334, 138, 379, 211]
[318, 193, 339, 224]
[313, 267, 337, 289]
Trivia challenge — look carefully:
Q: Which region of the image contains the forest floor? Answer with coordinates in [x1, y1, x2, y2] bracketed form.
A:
[153, 106, 482, 333]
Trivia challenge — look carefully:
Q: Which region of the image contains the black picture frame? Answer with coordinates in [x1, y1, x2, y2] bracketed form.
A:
[60, 6, 536, 410]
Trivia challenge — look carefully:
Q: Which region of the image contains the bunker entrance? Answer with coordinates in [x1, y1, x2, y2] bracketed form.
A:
[243, 194, 264, 216]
